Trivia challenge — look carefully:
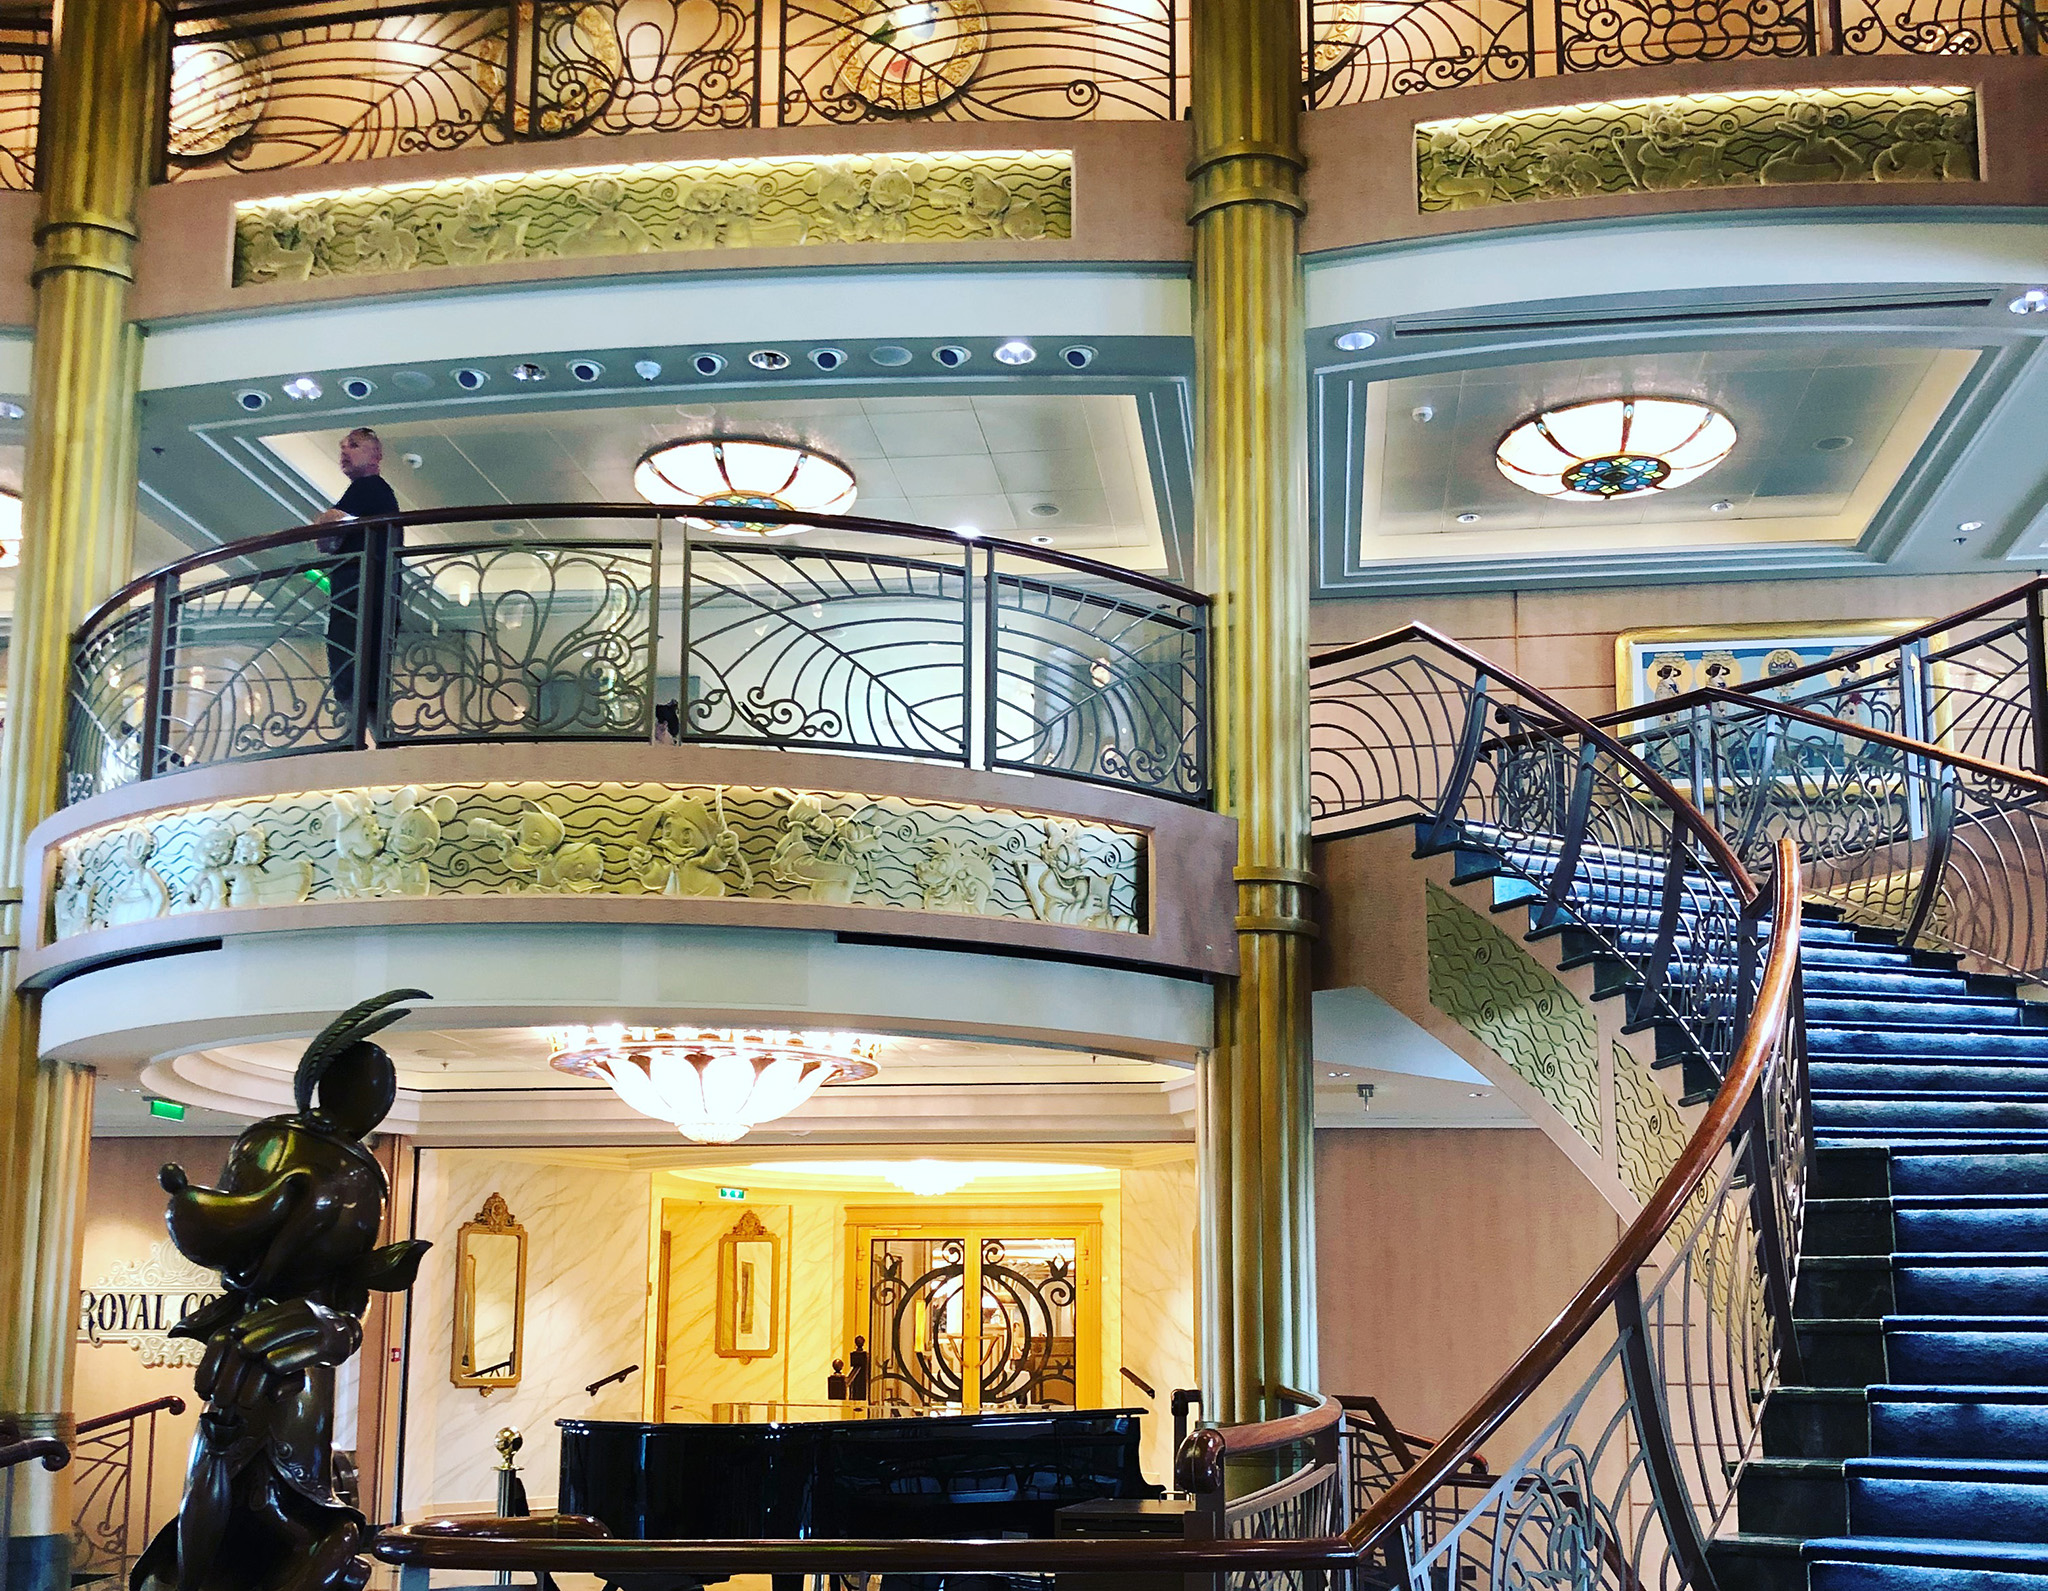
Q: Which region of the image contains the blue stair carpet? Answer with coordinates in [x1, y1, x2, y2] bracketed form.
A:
[1423, 824, 2048, 1589]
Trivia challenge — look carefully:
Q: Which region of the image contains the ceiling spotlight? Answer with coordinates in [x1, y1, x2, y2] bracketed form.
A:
[748, 349, 791, 371]
[341, 376, 375, 400]
[634, 359, 663, 380]
[994, 339, 1036, 366]
[1497, 396, 1737, 500]
[1411, 405, 1435, 423]
[933, 345, 971, 368]
[1711, 499, 1734, 512]
[1469, 1090, 1489, 1098]
[1059, 345, 1097, 369]
[236, 389, 268, 411]
[402, 452, 423, 469]
[635, 436, 857, 534]
[281, 375, 322, 401]
[810, 348, 847, 370]
[1959, 520, 1985, 532]
[2009, 289, 2048, 314]
[454, 367, 488, 390]
[1031, 535, 1054, 545]
[568, 359, 604, 382]
[510, 362, 546, 382]
[1455, 511, 1481, 524]
[692, 353, 727, 377]
[0, 400, 24, 420]
[1334, 330, 1377, 352]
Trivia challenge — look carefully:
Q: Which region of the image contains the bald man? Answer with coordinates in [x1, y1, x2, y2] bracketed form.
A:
[315, 428, 401, 728]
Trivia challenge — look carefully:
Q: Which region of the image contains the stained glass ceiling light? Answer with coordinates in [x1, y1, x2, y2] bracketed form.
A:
[548, 1026, 880, 1143]
[1495, 397, 1738, 501]
[633, 437, 857, 535]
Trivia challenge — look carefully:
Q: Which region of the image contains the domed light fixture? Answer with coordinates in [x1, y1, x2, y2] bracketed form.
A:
[633, 437, 857, 536]
[1496, 397, 1737, 501]
[549, 1026, 879, 1142]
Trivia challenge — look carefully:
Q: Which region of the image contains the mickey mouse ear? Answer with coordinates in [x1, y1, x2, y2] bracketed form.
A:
[294, 988, 431, 1135]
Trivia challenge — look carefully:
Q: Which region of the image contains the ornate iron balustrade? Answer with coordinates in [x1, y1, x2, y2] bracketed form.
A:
[67, 1396, 186, 1584]
[0, 5, 43, 190]
[61, 503, 1208, 806]
[162, 0, 1181, 178]
[1305, 0, 2039, 107]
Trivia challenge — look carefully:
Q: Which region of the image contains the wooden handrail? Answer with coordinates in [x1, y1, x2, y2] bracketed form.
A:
[1595, 576, 2048, 730]
[1310, 621, 1756, 898]
[75, 1395, 186, 1436]
[1339, 838, 1801, 1554]
[78, 500, 1209, 643]
[0, 1436, 69, 1472]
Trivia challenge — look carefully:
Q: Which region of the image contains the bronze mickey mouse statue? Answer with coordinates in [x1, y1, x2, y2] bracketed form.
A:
[133, 989, 433, 1591]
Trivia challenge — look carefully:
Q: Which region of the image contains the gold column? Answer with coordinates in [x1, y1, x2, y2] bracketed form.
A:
[1190, 0, 1317, 1422]
[0, 2, 164, 1583]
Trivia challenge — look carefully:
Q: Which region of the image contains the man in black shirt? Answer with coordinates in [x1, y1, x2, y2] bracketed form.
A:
[315, 427, 401, 732]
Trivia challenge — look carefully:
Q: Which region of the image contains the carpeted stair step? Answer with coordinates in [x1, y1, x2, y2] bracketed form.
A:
[1764, 1387, 1871, 1458]
[1741, 1456, 1848, 1536]
[1819, 1097, 2048, 1137]
[1870, 1387, 2048, 1459]
[1895, 1257, 2048, 1316]
[1846, 1455, 2048, 1543]
[1891, 1150, 2048, 1197]
[1808, 996, 2032, 1026]
[1894, 1198, 2048, 1253]
[1815, 1062, 2048, 1094]
[1886, 1319, 2048, 1386]
[1803, 968, 1990, 998]
[1806, 1536, 2048, 1590]
[1810, 1028, 2048, 1060]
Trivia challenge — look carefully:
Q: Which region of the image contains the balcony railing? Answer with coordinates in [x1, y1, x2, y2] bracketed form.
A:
[62, 503, 1209, 807]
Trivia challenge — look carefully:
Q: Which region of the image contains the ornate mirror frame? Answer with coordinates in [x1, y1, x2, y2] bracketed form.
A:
[716, 1210, 780, 1362]
[451, 1191, 528, 1392]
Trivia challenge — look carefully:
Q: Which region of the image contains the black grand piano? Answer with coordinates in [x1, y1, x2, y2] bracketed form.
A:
[557, 1402, 1162, 1586]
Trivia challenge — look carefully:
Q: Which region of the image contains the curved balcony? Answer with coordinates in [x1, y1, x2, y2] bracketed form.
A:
[63, 501, 1208, 807]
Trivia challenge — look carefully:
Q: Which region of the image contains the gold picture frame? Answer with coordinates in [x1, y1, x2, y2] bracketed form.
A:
[451, 1191, 527, 1392]
[717, 1210, 780, 1362]
[1615, 619, 1928, 713]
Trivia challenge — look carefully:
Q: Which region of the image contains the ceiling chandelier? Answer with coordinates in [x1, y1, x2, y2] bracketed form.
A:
[633, 437, 857, 535]
[1495, 397, 1738, 501]
[549, 1026, 879, 1143]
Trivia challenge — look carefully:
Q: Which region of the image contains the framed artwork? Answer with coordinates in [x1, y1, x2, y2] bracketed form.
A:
[1615, 621, 1926, 714]
[716, 1209, 780, 1361]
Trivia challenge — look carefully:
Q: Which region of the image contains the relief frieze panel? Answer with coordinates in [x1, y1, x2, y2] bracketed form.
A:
[231, 149, 1073, 285]
[1416, 86, 1977, 213]
[49, 780, 1142, 942]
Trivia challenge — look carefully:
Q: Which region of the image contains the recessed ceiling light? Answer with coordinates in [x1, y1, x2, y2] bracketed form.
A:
[568, 359, 603, 382]
[1411, 405, 1435, 423]
[933, 345, 971, 368]
[870, 345, 913, 367]
[1711, 499, 1734, 512]
[454, 367, 488, 390]
[692, 353, 727, 376]
[1959, 520, 1985, 532]
[510, 362, 546, 382]
[236, 389, 269, 411]
[1334, 330, 1377, 351]
[1031, 534, 1054, 545]
[748, 349, 790, 371]
[634, 359, 663, 380]
[0, 400, 23, 420]
[1059, 345, 1097, 369]
[953, 524, 981, 538]
[1498, 397, 1737, 500]
[2009, 288, 2048, 314]
[1814, 434, 1853, 452]
[1455, 512, 1480, 524]
[994, 339, 1036, 366]
[809, 348, 846, 370]
[1469, 1090, 1489, 1098]
[402, 452, 423, 469]
[1030, 502, 1059, 517]
[340, 376, 375, 399]
[390, 369, 433, 393]
[281, 375, 322, 401]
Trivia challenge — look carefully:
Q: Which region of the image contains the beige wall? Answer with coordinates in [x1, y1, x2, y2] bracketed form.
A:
[1315, 1128, 1623, 1465]
[1313, 570, 2023, 722]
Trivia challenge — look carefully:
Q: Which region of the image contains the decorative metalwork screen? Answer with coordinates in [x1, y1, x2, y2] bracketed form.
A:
[869, 1233, 1079, 1409]
[0, 8, 44, 190]
[166, 0, 1182, 178]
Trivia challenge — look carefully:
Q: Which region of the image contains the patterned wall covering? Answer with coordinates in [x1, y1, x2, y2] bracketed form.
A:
[1425, 880, 1601, 1151]
[231, 149, 1072, 284]
[48, 780, 1141, 943]
[1416, 86, 1978, 212]
[1611, 1036, 1689, 1206]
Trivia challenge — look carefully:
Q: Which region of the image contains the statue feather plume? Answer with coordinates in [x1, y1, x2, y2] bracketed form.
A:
[293, 988, 432, 1115]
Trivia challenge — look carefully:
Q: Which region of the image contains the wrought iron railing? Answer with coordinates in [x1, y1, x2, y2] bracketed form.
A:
[0, 4, 43, 191]
[1305, 0, 2040, 106]
[163, 0, 1183, 177]
[62, 503, 1209, 807]
[67, 1395, 186, 1584]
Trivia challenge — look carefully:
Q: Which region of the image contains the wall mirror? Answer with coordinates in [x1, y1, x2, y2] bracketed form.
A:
[717, 1210, 780, 1361]
[452, 1192, 527, 1392]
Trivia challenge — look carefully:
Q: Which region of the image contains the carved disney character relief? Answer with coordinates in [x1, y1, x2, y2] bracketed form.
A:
[133, 990, 431, 1591]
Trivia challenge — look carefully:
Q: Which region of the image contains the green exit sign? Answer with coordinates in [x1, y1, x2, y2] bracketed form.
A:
[147, 1099, 186, 1121]
[717, 1186, 746, 1201]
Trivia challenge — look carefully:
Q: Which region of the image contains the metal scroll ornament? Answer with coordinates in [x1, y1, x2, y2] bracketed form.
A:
[132, 990, 432, 1591]
[870, 1237, 1076, 1407]
[827, 0, 987, 113]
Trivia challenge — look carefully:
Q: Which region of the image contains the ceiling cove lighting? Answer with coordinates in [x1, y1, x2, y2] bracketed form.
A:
[549, 1027, 880, 1143]
[634, 437, 857, 534]
[1496, 397, 1738, 500]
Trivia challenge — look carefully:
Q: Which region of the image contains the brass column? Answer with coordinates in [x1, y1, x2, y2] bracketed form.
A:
[1190, 0, 1317, 1420]
[0, 3, 163, 1585]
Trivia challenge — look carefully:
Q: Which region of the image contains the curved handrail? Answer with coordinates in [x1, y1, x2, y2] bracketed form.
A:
[75, 1395, 186, 1437]
[1342, 841, 1801, 1555]
[81, 502, 1208, 640]
[0, 1436, 69, 1472]
[62, 500, 1212, 808]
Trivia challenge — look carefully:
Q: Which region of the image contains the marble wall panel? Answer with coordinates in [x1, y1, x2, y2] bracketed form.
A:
[1117, 1160, 1195, 1484]
[402, 1152, 651, 1515]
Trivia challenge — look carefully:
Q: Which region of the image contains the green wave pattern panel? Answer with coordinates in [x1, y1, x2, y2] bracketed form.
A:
[1425, 881, 1600, 1150]
[1612, 1036, 1688, 1206]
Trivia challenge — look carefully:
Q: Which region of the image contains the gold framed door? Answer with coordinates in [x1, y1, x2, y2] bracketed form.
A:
[845, 1205, 1100, 1414]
